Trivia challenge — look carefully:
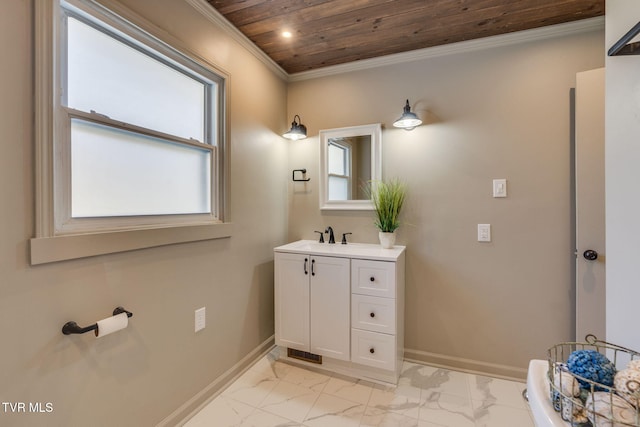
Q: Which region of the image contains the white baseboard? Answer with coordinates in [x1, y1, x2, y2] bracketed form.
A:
[403, 347, 528, 382]
[156, 335, 275, 427]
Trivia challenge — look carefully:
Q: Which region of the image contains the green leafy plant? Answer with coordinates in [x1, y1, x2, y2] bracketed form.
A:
[368, 178, 407, 233]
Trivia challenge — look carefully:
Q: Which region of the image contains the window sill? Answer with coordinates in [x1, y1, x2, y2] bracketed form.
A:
[30, 222, 233, 265]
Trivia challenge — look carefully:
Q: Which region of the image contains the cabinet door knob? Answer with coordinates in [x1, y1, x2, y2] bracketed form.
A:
[370, 312, 375, 318]
[369, 348, 375, 354]
[370, 276, 375, 282]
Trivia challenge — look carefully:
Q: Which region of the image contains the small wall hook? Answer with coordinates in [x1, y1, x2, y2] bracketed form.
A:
[292, 169, 310, 182]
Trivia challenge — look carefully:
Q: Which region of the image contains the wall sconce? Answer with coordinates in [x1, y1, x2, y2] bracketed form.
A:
[282, 114, 307, 140]
[393, 99, 422, 131]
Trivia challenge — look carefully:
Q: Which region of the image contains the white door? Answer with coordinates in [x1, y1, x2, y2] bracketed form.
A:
[575, 68, 605, 342]
[274, 252, 310, 351]
[310, 255, 351, 361]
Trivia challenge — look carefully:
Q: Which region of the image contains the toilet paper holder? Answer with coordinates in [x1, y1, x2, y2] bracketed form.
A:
[62, 306, 133, 335]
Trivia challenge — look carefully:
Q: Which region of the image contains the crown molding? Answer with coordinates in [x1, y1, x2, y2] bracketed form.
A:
[185, 0, 604, 83]
[185, 0, 288, 81]
[289, 16, 605, 82]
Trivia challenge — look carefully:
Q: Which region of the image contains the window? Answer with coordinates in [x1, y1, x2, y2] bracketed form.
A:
[31, 0, 230, 264]
[327, 140, 352, 201]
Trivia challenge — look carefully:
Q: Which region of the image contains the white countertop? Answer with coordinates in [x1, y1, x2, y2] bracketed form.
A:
[274, 239, 405, 261]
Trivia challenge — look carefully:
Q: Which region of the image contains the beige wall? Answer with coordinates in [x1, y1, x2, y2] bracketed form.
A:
[287, 29, 604, 377]
[0, 0, 287, 426]
[605, 2, 640, 352]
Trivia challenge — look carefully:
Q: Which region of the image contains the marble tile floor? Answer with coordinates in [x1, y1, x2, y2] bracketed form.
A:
[184, 349, 535, 427]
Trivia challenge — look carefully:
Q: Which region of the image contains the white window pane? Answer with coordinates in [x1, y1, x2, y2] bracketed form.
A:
[71, 119, 211, 217]
[328, 144, 345, 175]
[67, 17, 206, 141]
[328, 176, 349, 201]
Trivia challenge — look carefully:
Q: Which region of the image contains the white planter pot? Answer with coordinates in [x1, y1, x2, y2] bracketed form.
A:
[378, 231, 396, 249]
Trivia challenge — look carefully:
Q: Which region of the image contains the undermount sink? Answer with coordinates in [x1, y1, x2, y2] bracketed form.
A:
[274, 239, 405, 261]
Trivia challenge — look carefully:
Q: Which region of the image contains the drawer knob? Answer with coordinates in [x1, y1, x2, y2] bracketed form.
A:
[370, 312, 375, 318]
[370, 276, 375, 282]
[369, 347, 375, 354]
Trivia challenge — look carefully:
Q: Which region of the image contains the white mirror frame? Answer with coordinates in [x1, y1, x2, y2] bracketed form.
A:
[319, 123, 382, 210]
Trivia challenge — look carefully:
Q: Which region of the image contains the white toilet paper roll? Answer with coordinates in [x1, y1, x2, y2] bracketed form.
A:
[95, 312, 128, 338]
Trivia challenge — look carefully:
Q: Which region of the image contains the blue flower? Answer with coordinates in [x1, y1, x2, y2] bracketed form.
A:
[566, 350, 616, 390]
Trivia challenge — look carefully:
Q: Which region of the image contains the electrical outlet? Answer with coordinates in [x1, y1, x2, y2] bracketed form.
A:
[478, 224, 491, 242]
[195, 307, 206, 332]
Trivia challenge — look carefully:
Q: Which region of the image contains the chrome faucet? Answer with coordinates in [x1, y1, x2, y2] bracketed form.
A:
[325, 226, 335, 244]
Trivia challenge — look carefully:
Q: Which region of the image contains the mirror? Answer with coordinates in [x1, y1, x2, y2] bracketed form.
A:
[319, 123, 381, 210]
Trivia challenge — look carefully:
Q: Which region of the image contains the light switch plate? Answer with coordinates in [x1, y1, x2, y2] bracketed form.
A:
[478, 224, 491, 242]
[195, 307, 206, 332]
[493, 179, 507, 198]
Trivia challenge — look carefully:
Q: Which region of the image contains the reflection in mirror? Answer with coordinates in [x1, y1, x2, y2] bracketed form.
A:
[327, 135, 371, 200]
[319, 124, 381, 210]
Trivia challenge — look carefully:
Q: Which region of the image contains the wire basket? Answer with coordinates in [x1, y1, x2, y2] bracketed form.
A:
[548, 335, 640, 426]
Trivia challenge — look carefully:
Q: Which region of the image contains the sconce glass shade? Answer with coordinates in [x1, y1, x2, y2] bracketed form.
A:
[393, 99, 422, 131]
[282, 115, 307, 140]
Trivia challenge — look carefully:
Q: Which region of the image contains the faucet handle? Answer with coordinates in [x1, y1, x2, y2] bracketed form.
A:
[341, 232, 352, 244]
[314, 231, 325, 243]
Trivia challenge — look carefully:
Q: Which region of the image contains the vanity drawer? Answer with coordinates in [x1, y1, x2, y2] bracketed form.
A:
[352, 294, 396, 334]
[351, 329, 396, 371]
[352, 259, 396, 298]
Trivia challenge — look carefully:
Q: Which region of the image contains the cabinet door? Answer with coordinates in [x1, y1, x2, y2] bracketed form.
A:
[275, 252, 310, 351]
[310, 255, 350, 361]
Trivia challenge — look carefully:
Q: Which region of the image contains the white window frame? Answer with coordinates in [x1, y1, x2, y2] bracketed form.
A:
[31, 0, 231, 265]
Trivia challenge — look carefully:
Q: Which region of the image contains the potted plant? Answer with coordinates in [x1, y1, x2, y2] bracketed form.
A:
[369, 178, 407, 248]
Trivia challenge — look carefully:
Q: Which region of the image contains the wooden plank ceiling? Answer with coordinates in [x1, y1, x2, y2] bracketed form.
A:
[206, 0, 603, 74]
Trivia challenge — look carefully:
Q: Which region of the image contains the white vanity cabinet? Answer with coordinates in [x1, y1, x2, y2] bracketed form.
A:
[274, 240, 405, 384]
[274, 252, 350, 361]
